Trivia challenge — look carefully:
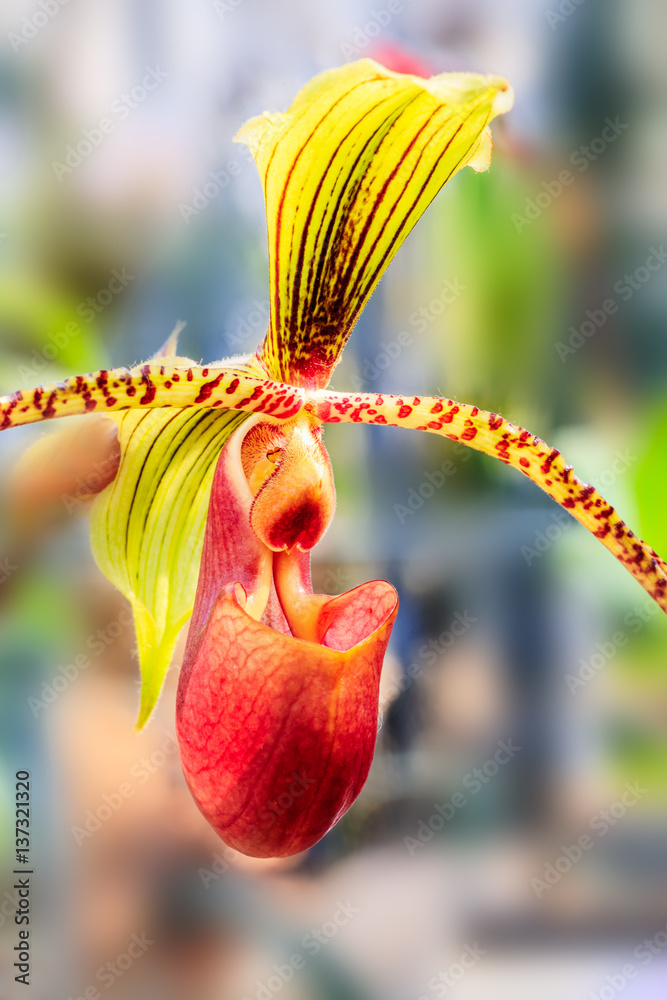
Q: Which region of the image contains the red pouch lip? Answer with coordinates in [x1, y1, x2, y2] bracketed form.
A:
[177, 578, 397, 859]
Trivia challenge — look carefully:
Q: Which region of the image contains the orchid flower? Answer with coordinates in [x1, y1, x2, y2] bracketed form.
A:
[2, 60, 666, 859]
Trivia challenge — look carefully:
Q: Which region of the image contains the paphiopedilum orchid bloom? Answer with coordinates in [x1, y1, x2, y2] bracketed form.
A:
[2, 60, 667, 858]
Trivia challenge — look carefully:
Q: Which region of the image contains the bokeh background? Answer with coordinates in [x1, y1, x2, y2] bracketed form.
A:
[2, 1, 667, 998]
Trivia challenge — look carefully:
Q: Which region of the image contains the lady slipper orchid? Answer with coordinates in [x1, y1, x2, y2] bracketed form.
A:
[177, 411, 397, 856]
[2, 59, 667, 858]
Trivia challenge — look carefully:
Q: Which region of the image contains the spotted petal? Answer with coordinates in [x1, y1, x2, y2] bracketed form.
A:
[235, 58, 513, 388]
[0, 362, 305, 430]
[310, 389, 667, 613]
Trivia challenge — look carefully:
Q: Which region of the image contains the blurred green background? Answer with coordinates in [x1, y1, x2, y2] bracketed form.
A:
[2, 1, 667, 999]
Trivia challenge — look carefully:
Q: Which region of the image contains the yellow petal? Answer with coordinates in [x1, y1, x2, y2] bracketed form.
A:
[235, 58, 513, 388]
[309, 388, 667, 614]
[90, 404, 249, 729]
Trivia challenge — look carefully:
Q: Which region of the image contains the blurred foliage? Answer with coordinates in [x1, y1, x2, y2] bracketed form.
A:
[0, 271, 105, 393]
[426, 159, 566, 426]
[635, 399, 667, 564]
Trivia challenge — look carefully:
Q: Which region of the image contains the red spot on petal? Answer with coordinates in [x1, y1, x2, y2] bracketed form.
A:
[541, 449, 560, 475]
[195, 372, 225, 404]
[42, 391, 57, 419]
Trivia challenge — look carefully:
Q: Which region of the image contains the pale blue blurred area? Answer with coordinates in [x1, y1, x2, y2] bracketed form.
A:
[2, 1, 667, 998]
